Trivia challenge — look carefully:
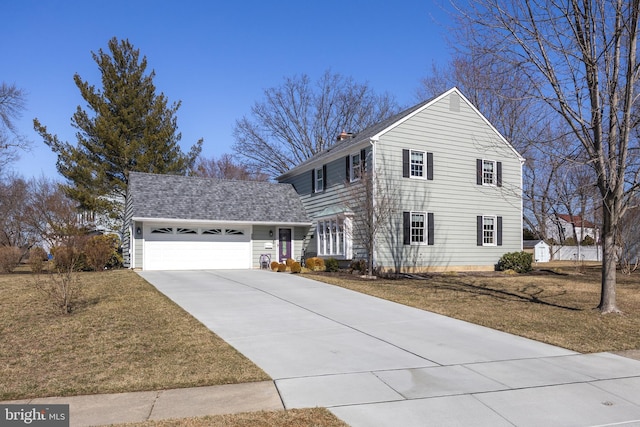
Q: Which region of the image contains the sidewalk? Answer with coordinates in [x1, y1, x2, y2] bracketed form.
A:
[2, 381, 284, 427]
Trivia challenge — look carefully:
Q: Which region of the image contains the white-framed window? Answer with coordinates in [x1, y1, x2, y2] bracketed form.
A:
[317, 216, 351, 257]
[314, 167, 324, 192]
[482, 160, 496, 185]
[482, 215, 496, 245]
[350, 152, 362, 182]
[410, 150, 426, 178]
[410, 212, 426, 244]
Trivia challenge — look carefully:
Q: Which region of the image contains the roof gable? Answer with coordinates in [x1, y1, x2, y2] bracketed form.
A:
[556, 214, 596, 229]
[278, 87, 524, 180]
[128, 172, 310, 224]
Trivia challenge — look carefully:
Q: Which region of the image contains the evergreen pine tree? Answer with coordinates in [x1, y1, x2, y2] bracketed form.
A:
[34, 37, 202, 231]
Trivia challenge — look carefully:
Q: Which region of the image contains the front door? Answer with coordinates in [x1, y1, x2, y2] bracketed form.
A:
[279, 228, 292, 262]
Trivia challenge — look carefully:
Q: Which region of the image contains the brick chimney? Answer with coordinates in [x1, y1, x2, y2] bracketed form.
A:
[337, 130, 354, 141]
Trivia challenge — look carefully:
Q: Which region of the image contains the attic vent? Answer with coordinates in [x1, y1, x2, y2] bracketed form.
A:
[449, 92, 460, 112]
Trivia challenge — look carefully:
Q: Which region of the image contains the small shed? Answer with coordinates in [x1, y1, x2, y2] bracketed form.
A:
[523, 240, 551, 263]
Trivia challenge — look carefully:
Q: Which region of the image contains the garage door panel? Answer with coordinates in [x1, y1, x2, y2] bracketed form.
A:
[143, 230, 251, 270]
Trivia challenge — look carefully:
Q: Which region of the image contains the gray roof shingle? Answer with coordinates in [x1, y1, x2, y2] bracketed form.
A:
[128, 172, 310, 224]
[278, 98, 433, 179]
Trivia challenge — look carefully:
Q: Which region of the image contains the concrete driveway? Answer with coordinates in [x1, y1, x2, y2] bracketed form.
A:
[139, 269, 640, 427]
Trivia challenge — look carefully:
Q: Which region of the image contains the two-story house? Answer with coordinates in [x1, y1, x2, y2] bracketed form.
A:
[123, 88, 524, 272]
[277, 87, 525, 273]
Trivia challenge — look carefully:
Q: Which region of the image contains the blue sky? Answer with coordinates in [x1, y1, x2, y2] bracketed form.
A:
[3, 0, 455, 179]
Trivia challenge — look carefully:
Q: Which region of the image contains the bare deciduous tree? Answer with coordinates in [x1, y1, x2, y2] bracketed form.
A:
[457, 0, 640, 313]
[24, 177, 87, 250]
[234, 70, 399, 177]
[342, 167, 398, 276]
[193, 153, 269, 181]
[0, 83, 29, 174]
[0, 175, 36, 254]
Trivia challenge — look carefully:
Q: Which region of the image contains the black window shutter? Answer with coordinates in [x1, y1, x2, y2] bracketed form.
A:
[360, 149, 366, 172]
[427, 212, 434, 245]
[403, 212, 411, 245]
[497, 216, 503, 246]
[427, 152, 434, 181]
[476, 159, 483, 185]
[402, 149, 410, 178]
[322, 164, 327, 191]
[345, 156, 350, 181]
[497, 162, 502, 187]
[311, 169, 315, 193]
[477, 215, 483, 246]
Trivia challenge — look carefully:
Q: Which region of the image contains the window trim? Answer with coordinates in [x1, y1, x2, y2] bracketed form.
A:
[403, 211, 435, 246]
[410, 211, 427, 244]
[350, 152, 362, 182]
[314, 167, 324, 193]
[403, 149, 433, 180]
[410, 150, 426, 179]
[316, 215, 352, 259]
[477, 158, 502, 187]
[477, 215, 503, 246]
[482, 159, 496, 186]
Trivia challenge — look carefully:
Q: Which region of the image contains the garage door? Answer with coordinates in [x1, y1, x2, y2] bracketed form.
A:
[143, 225, 251, 270]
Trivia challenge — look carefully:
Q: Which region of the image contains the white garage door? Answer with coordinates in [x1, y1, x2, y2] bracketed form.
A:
[143, 225, 251, 270]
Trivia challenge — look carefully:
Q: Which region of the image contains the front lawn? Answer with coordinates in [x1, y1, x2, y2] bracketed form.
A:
[311, 262, 640, 353]
[0, 269, 269, 400]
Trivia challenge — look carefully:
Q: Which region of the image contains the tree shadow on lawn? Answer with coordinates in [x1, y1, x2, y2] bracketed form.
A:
[438, 278, 583, 311]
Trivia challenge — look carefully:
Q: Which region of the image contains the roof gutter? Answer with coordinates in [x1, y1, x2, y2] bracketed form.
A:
[131, 217, 312, 226]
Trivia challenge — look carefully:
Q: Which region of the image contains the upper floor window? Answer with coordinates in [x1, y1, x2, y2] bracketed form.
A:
[477, 159, 502, 186]
[483, 160, 496, 185]
[350, 152, 362, 182]
[314, 167, 324, 192]
[403, 149, 433, 180]
[411, 150, 425, 178]
[311, 164, 327, 193]
[346, 149, 366, 183]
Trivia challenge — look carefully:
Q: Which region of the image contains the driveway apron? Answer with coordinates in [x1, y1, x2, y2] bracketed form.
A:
[139, 269, 640, 427]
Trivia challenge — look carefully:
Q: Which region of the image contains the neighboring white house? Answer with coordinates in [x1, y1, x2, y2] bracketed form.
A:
[278, 87, 525, 272]
[546, 213, 599, 244]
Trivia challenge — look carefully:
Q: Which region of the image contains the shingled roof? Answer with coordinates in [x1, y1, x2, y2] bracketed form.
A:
[277, 98, 433, 179]
[128, 172, 310, 224]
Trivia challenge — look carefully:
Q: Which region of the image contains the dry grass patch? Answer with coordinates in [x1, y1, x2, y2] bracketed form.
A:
[114, 408, 348, 427]
[0, 269, 269, 400]
[310, 263, 640, 353]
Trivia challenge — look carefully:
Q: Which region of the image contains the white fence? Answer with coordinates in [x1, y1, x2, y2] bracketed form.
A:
[550, 245, 602, 261]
